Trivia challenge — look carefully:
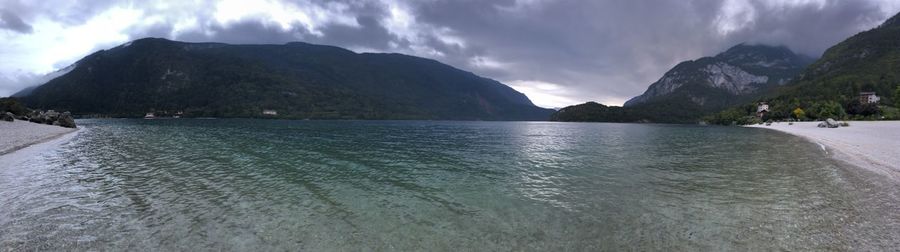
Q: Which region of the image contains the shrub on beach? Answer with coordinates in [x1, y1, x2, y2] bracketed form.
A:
[0, 98, 31, 116]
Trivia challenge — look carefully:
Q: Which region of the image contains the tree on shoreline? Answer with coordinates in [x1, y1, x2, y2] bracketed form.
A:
[811, 101, 846, 119]
[895, 86, 900, 109]
[792, 107, 806, 121]
[0, 98, 31, 116]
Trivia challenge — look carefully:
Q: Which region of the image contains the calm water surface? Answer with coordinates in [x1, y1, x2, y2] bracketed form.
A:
[1, 119, 899, 250]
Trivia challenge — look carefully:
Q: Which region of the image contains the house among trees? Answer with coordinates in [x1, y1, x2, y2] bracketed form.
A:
[756, 102, 769, 118]
[859, 92, 880, 104]
[262, 109, 278, 116]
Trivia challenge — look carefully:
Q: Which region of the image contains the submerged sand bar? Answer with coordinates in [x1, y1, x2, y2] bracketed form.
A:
[748, 121, 900, 180]
[0, 120, 77, 155]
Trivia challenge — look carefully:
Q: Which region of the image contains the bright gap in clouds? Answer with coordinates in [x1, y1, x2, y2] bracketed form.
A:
[0, 6, 143, 95]
[506, 80, 579, 109]
[2, 7, 140, 73]
[507, 79, 631, 108]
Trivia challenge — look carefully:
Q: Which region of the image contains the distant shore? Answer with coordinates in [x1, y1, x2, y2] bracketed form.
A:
[747, 121, 900, 180]
[0, 120, 78, 155]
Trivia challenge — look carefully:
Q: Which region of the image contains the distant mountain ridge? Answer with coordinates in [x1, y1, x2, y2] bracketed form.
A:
[707, 11, 900, 122]
[777, 12, 900, 101]
[16, 38, 553, 120]
[624, 44, 814, 108]
[551, 44, 814, 123]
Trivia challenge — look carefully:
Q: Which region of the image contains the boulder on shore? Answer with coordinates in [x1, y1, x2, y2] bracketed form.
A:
[42, 110, 60, 125]
[826, 118, 839, 128]
[21, 110, 76, 128]
[818, 118, 840, 128]
[1, 112, 14, 122]
[58, 112, 76, 128]
[27, 111, 41, 123]
[1, 98, 75, 128]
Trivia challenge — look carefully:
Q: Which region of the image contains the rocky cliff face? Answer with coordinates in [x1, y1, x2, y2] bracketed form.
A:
[624, 44, 814, 108]
[702, 62, 769, 94]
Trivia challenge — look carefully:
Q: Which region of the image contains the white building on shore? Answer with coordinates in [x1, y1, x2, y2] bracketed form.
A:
[860, 92, 880, 104]
[756, 102, 769, 118]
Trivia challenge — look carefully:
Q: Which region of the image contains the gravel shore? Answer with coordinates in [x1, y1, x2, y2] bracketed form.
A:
[747, 121, 900, 180]
[0, 120, 77, 155]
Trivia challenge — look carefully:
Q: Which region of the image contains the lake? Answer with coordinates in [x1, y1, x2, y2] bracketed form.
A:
[1, 119, 898, 250]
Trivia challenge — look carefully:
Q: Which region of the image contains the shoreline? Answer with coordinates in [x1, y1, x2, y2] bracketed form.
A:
[746, 121, 900, 180]
[0, 120, 79, 156]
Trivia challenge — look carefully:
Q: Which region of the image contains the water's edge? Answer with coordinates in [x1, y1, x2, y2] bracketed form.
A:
[0, 126, 79, 156]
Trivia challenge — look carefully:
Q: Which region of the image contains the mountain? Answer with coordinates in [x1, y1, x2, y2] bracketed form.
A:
[766, 12, 900, 113]
[550, 102, 643, 122]
[11, 64, 77, 97]
[17, 38, 553, 120]
[549, 100, 719, 123]
[11, 86, 37, 97]
[708, 11, 900, 123]
[624, 44, 814, 109]
[552, 44, 814, 123]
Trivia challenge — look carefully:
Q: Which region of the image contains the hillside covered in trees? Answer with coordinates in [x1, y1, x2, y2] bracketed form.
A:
[707, 12, 900, 124]
[15, 38, 553, 121]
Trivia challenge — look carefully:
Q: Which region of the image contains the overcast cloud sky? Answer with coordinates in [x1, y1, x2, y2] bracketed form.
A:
[1, 0, 899, 107]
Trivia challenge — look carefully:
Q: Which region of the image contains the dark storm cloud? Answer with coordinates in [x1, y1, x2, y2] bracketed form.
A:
[158, 1, 404, 51]
[719, 0, 890, 56]
[400, 0, 898, 104]
[177, 21, 307, 45]
[0, 9, 32, 33]
[171, 15, 401, 52]
[408, 0, 731, 98]
[2, 0, 899, 105]
[310, 16, 399, 50]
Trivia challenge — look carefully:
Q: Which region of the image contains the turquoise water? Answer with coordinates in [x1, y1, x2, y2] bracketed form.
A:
[1, 119, 898, 250]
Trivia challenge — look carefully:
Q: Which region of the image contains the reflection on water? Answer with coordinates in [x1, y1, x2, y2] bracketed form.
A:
[1, 119, 899, 250]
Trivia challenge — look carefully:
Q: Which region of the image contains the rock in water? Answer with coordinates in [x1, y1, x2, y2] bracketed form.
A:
[1, 112, 14, 122]
[58, 112, 76, 128]
[818, 122, 827, 128]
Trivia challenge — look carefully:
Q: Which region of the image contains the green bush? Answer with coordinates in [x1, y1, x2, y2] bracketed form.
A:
[881, 106, 900, 120]
[0, 98, 31, 116]
[810, 100, 846, 120]
[895, 86, 900, 109]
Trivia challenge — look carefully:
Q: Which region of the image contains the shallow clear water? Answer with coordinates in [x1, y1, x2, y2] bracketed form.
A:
[1, 119, 898, 250]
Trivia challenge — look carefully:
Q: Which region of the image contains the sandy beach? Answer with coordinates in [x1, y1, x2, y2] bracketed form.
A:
[747, 121, 900, 180]
[0, 120, 77, 155]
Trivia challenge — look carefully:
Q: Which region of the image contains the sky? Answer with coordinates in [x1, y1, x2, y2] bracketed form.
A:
[1, 0, 899, 108]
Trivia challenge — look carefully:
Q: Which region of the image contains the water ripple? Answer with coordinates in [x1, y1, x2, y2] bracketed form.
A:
[0, 120, 898, 250]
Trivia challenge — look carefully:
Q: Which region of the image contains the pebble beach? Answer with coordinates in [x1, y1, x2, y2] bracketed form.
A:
[0, 120, 77, 155]
[747, 121, 900, 180]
